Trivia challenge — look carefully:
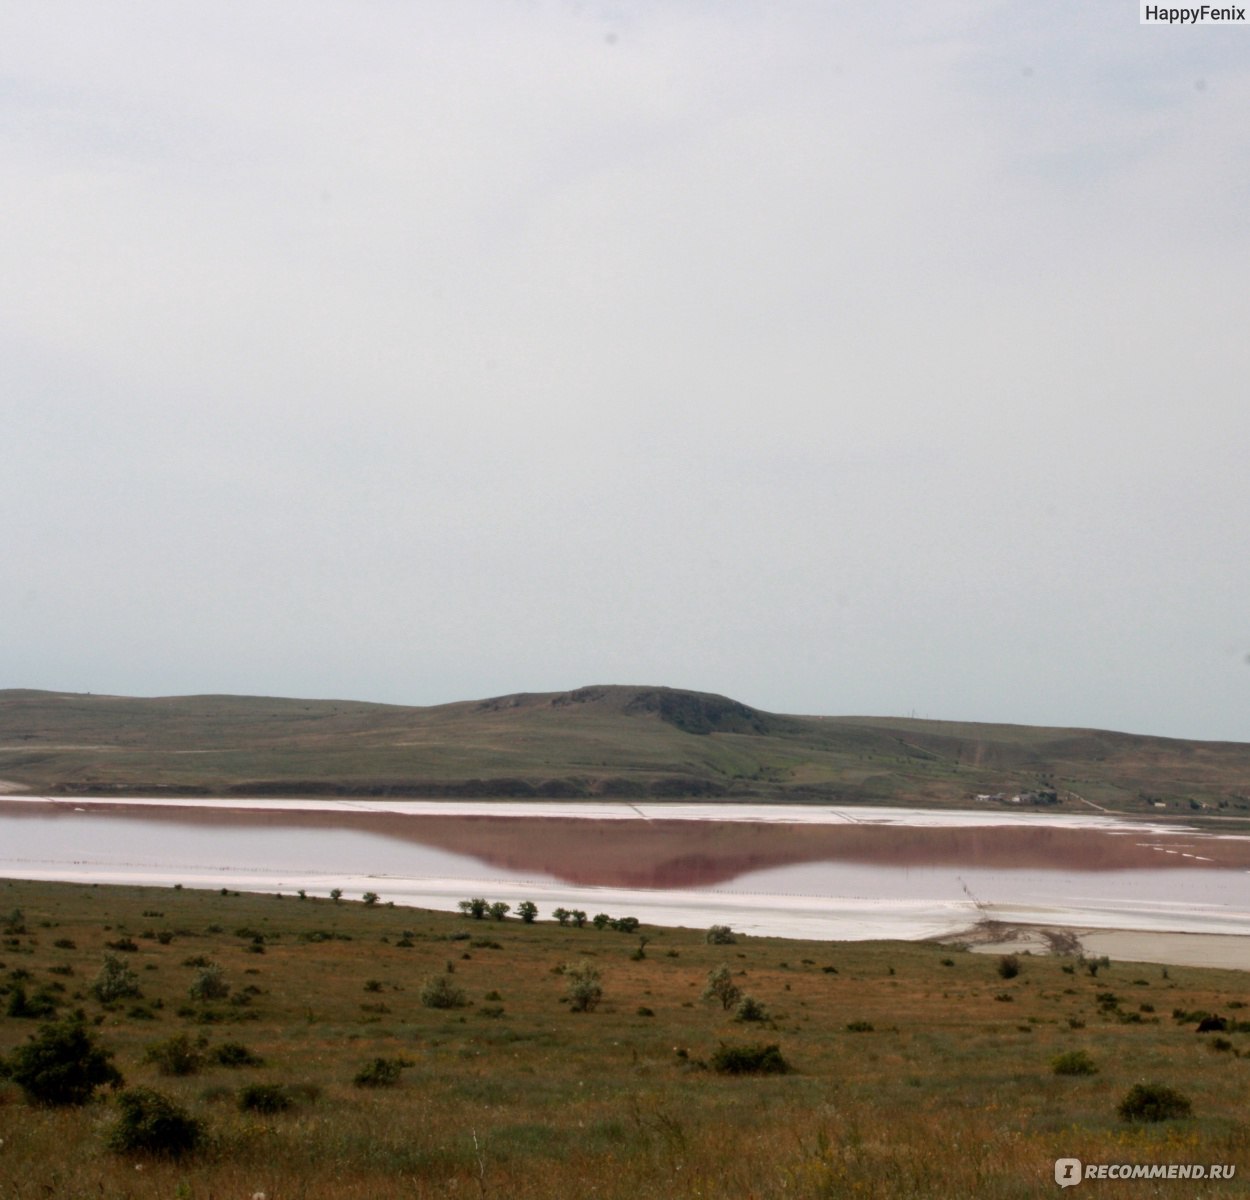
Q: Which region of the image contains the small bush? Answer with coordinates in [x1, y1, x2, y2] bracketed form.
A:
[189, 965, 229, 1003]
[419, 973, 468, 1010]
[238, 1082, 294, 1113]
[565, 961, 603, 1013]
[90, 954, 142, 1004]
[997, 955, 1020, 980]
[846, 1020, 874, 1033]
[516, 900, 539, 923]
[107, 1087, 203, 1157]
[142, 1034, 204, 1077]
[1052, 1050, 1098, 1076]
[1117, 1082, 1193, 1123]
[710, 1042, 791, 1075]
[352, 1056, 410, 1088]
[733, 995, 769, 1023]
[3, 1019, 122, 1106]
[706, 925, 738, 945]
[6, 984, 57, 1019]
[211, 1041, 264, 1068]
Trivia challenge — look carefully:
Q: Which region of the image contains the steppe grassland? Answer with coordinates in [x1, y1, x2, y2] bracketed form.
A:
[0, 878, 1247, 1199]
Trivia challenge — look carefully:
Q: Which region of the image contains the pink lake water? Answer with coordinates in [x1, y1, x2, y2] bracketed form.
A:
[2, 797, 1248, 943]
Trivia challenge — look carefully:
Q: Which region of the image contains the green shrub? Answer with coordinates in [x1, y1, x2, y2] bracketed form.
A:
[733, 995, 769, 1023]
[701, 965, 742, 1012]
[238, 1082, 293, 1113]
[107, 1087, 203, 1157]
[706, 925, 738, 945]
[710, 1042, 791, 1075]
[6, 984, 57, 1019]
[189, 965, 228, 1002]
[1052, 1050, 1098, 1076]
[997, 955, 1020, 979]
[846, 1020, 874, 1033]
[142, 1033, 205, 1077]
[1117, 1083, 1193, 1122]
[90, 954, 142, 1004]
[3, 1019, 122, 1106]
[516, 900, 539, 923]
[419, 973, 468, 1009]
[353, 1056, 412, 1087]
[211, 1041, 264, 1068]
[565, 961, 603, 1013]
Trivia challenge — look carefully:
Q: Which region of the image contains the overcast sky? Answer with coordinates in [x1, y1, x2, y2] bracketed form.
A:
[3, 2, 1248, 741]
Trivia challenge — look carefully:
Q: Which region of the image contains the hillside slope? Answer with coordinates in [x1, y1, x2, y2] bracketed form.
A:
[1, 685, 1248, 817]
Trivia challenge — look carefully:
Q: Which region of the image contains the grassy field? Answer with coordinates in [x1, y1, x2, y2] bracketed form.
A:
[1, 878, 1247, 1198]
[3, 685, 1250, 819]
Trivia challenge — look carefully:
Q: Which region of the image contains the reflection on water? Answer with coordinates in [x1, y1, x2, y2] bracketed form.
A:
[2, 799, 1248, 941]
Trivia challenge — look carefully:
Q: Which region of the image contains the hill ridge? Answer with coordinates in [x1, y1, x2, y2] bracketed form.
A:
[1, 686, 1247, 818]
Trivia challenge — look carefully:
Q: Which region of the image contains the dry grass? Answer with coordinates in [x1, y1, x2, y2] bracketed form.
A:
[1, 878, 1248, 1198]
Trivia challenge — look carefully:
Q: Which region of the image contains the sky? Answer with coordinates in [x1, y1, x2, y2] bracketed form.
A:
[2, 2, 1249, 742]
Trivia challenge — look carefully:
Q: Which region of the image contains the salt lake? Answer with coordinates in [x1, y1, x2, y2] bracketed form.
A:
[3, 797, 1249, 963]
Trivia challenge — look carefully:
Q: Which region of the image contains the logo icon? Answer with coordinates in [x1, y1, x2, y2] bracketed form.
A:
[1055, 1158, 1082, 1188]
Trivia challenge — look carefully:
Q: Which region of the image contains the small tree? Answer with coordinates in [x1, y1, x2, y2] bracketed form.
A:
[552, 907, 571, 926]
[564, 961, 603, 1013]
[489, 901, 511, 922]
[189, 964, 229, 1003]
[362, 891, 380, 906]
[516, 901, 539, 924]
[330, 888, 343, 903]
[90, 954, 142, 1004]
[459, 898, 489, 920]
[706, 925, 737, 945]
[592, 913, 611, 930]
[4, 1019, 123, 1106]
[571, 910, 588, 928]
[997, 955, 1021, 980]
[702, 965, 742, 1012]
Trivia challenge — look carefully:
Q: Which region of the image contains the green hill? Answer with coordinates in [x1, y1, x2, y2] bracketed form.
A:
[1, 685, 1248, 818]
